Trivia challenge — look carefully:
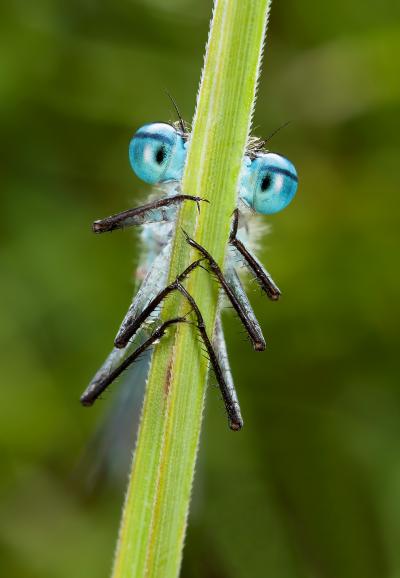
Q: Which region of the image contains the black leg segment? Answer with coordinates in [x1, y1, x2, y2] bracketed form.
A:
[93, 194, 209, 233]
[176, 284, 243, 430]
[229, 209, 281, 300]
[80, 317, 186, 406]
[183, 231, 266, 351]
[114, 259, 204, 349]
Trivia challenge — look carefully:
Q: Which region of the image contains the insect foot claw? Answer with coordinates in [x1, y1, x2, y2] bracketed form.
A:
[187, 195, 209, 204]
[92, 220, 105, 233]
[229, 418, 244, 431]
[189, 196, 209, 214]
[181, 228, 191, 242]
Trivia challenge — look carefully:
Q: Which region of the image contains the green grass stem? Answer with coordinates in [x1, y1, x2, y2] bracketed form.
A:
[112, 2, 271, 576]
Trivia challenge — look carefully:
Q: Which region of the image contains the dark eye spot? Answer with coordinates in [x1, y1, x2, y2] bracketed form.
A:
[155, 145, 166, 164]
[260, 173, 271, 192]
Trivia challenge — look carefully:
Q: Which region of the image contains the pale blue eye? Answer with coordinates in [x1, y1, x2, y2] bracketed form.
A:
[241, 153, 298, 215]
[129, 122, 187, 185]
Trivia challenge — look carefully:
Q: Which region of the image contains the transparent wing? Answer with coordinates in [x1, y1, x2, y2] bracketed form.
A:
[76, 343, 152, 492]
[78, 241, 173, 490]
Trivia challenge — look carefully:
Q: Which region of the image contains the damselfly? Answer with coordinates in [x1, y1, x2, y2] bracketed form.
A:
[81, 116, 297, 430]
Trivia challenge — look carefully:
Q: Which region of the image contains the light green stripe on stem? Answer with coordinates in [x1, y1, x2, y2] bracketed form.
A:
[111, 1, 271, 577]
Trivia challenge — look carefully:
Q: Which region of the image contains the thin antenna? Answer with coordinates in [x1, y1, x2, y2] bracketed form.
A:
[165, 90, 186, 136]
[262, 120, 292, 146]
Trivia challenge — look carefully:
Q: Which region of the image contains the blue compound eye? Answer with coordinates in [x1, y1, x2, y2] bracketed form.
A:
[241, 153, 298, 215]
[129, 122, 186, 185]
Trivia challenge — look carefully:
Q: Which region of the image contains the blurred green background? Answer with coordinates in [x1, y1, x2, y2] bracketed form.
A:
[1, 1, 399, 577]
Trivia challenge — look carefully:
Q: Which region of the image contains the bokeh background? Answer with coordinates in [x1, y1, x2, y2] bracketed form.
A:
[1, 1, 399, 577]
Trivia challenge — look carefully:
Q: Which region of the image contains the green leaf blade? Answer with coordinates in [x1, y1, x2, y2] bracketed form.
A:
[112, 2, 271, 577]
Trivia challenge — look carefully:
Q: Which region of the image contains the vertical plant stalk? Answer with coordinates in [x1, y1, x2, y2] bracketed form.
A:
[112, 1, 271, 577]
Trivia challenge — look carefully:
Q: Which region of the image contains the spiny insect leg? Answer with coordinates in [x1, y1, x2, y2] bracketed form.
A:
[83, 345, 130, 406]
[115, 243, 171, 346]
[115, 259, 204, 349]
[92, 195, 209, 233]
[80, 318, 186, 407]
[212, 315, 243, 430]
[229, 208, 281, 300]
[83, 265, 243, 428]
[225, 266, 266, 347]
[183, 231, 266, 351]
[83, 249, 170, 411]
[176, 284, 243, 431]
